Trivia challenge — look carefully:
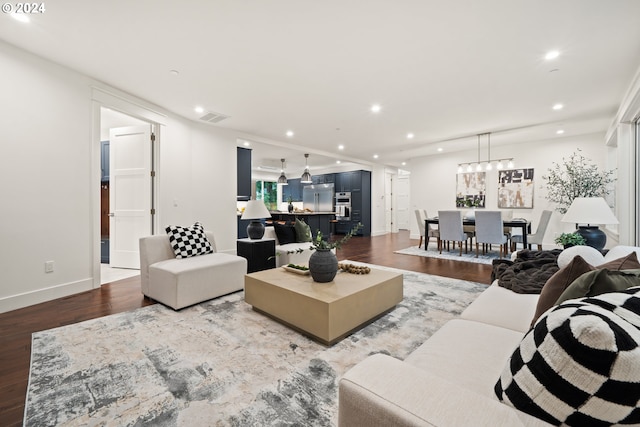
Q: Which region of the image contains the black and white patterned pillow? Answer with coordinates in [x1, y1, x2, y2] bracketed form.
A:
[165, 222, 214, 259]
[495, 286, 640, 426]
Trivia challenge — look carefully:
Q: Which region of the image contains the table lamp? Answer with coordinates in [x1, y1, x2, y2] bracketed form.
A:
[241, 200, 271, 239]
[561, 197, 618, 251]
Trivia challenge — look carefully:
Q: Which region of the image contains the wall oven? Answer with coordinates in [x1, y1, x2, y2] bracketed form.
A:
[335, 192, 351, 220]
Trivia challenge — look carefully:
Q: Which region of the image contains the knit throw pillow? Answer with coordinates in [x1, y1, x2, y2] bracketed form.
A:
[165, 222, 214, 259]
[294, 218, 312, 243]
[495, 286, 640, 426]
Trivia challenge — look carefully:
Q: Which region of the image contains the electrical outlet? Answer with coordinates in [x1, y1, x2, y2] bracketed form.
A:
[45, 261, 54, 273]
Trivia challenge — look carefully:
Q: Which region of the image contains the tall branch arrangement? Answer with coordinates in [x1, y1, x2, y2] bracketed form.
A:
[542, 149, 615, 214]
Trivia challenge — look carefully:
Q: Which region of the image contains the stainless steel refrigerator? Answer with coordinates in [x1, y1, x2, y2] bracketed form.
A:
[303, 184, 334, 212]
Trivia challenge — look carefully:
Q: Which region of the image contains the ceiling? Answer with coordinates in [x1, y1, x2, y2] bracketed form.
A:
[2, 1, 640, 175]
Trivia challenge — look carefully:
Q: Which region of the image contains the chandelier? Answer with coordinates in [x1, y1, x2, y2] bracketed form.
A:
[457, 133, 514, 173]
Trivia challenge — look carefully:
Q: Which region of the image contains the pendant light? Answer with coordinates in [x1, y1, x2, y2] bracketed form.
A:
[456, 132, 514, 172]
[301, 153, 312, 183]
[485, 133, 493, 170]
[277, 158, 288, 184]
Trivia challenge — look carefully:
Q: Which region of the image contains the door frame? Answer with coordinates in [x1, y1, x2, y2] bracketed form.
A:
[91, 86, 166, 287]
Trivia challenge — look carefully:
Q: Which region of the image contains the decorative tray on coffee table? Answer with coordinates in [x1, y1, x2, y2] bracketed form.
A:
[282, 265, 310, 275]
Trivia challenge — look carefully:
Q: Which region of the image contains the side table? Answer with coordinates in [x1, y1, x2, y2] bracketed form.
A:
[237, 238, 276, 273]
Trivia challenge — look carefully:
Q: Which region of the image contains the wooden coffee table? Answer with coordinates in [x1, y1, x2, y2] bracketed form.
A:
[244, 267, 403, 345]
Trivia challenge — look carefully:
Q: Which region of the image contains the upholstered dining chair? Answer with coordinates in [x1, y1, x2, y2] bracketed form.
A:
[415, 209, 440, 249]
[474, 211, 508, 258]
[438, 210, 472, 255]
[510, 210, 552, 251]
[415, 209, 426, 248]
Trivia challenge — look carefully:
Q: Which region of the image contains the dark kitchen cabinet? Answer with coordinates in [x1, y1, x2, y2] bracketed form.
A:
[335, 170, 371, 236]
[237, 216, 251, 239]
[335, 171, 361, 192]
[237, 147, 252, 201]
[101, 140, 110, 182]
[269, 213, 333, 238]
[282, 178, 303, 202]
[311, 173, 335, 185]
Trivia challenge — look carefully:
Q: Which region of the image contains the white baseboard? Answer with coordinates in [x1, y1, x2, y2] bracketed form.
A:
[0, 278, 94, 314]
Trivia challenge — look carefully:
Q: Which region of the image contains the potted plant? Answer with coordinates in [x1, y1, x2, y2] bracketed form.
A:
[554, 232, 587, 249]
[308, 223, 363, 282]
[542, 149, 615, 214]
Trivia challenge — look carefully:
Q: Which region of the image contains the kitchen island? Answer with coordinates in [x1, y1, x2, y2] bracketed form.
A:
[269, 212, 336, 237]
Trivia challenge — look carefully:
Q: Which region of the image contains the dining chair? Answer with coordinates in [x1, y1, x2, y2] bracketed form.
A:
[510, 210, 552, 251]
[415, 209, 426, 248]
[415, 209, 440, 249]
[474, 211, 508, 258]
[438, 210, 471, 255]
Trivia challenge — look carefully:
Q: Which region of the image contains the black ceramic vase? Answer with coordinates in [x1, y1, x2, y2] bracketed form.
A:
[308, 249, 338, 283]
[288, 203, 294, 213]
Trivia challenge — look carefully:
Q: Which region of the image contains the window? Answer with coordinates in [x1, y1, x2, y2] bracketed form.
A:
[256, 180, 278, 211]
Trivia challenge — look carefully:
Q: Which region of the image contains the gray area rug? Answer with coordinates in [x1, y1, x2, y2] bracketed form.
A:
[395, 245, 506, 264]
[25, 263, 486, 426]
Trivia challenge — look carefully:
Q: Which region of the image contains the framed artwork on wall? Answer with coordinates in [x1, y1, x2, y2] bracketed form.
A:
[456, 172, 486, 208]
[498, 168, 534, 208]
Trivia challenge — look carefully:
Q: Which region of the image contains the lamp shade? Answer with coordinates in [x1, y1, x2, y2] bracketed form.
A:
[301, 153, 312, 183]
[241, 200, 271, 220]
[277, 158, 288, 184]
[561, 197, 618, 225]
[301, 168, 312, 183]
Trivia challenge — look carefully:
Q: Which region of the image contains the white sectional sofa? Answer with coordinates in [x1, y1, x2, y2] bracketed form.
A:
[338, 245, 640, 426]
[263, 226, 315, 267]
[139, 231, 247, 310]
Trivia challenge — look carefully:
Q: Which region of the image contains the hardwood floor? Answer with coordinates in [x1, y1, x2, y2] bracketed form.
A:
[0, 230, 492, 426]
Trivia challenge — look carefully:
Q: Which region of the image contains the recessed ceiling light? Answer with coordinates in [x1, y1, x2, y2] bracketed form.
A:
[437, 147, 443, 152]
[286, 130, 294, 137]
[556, 129, 565, 135]
[194, 106, 204, 113]
[336, 160, 341, 164]
[373, 154, 379, 159]
[545, 50, 560, 60]
[10, 13, 30, 23]
[401, 162, 406, 166]
[370, 104, 381, 113]
[407, 133, 414, 139]
[169, 70, 180, 76]
[338, 145, 344, 150]
[552, 103, 564, 110]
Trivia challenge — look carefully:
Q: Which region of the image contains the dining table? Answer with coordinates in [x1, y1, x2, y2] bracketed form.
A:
[425, 217, 532, 247]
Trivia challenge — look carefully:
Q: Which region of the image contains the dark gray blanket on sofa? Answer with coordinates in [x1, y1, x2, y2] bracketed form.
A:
[492, 249, 562, 294]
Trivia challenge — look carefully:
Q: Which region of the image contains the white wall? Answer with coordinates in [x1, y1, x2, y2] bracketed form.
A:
[0, 40, 239, 313]
[370, 165, 388, 236]
[0, 40, 94, 312]
[408, 133, 616, 249]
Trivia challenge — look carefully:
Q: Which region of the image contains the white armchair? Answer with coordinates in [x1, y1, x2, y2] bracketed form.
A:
[139, 231, 247, 310]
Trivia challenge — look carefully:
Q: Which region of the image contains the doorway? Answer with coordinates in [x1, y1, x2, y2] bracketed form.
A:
[395, 173, 410, 230]
[100, 108, 154, 271]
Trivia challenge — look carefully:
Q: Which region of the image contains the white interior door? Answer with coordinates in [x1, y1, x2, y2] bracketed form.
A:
[396, 175, 410, 230]
[385, 172, 393, 233]
[109, 125, 152, 269]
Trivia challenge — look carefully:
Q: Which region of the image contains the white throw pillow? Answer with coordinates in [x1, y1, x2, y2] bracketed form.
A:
[556, 245, 604, 269]
[603, 246, 640, 264]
